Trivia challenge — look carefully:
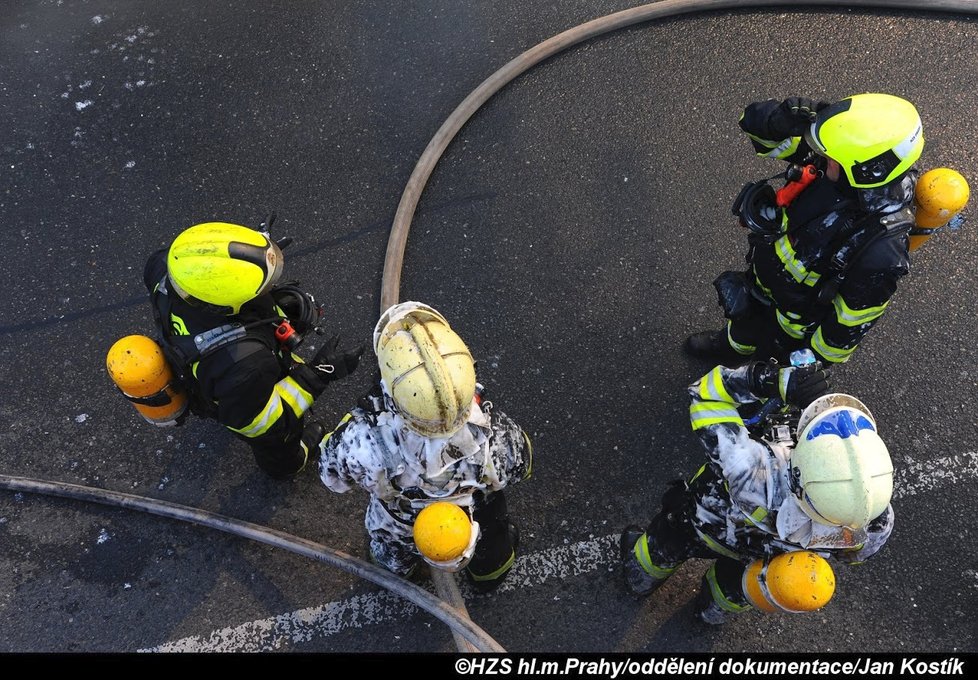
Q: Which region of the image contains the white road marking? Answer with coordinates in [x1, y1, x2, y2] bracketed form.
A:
[144, 451, 977, 652]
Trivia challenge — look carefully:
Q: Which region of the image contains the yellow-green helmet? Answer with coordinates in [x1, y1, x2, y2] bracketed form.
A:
[167, 222, 284, 315]
[791, 394, 893, 529]
[805, 93, 923, 189]
[374, 301, 476, 438]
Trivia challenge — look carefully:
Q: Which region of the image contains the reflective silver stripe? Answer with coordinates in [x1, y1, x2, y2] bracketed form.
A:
[811, 327, 856, 363]
[726, 321, 756, 355]
[776, 309, 808, 339]
[690, 401, 741, 429]
[698, 366, 733, 403]
[276, 376, 313, 416]
[747, 133, 801, 159]
[231, 392, 284, 437]
[894, 121, 923, 159]
[832, 296, 888, 327]
[774, 235, 820, 286]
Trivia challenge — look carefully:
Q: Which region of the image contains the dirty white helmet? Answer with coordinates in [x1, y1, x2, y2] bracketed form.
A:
[791, 394, 893, 529]
[374, 301, 476, 437]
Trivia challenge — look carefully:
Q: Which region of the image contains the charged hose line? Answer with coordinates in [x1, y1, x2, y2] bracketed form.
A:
[377, 0, 978, 651]
[380, 0, 978, 309]
[0, 474, 506, 653]
[4, 0, 975, 655]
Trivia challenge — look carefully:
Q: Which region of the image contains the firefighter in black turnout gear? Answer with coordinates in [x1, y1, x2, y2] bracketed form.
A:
[686, 94, 924, 366]
[143, 220, 363, 479]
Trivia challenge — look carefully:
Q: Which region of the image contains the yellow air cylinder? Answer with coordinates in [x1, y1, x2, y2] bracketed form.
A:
[911, 168, 969, 252]
[742, 550, 836, 613]
[413, 502, 473, 563]
[106, 335, 188, 427]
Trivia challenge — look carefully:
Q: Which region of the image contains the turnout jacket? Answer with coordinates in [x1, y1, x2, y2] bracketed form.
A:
[739, 99, 917, 364]
[686, 364, 893, 563]
[319, 383, 531, 522]
[143, 249, 327, 477]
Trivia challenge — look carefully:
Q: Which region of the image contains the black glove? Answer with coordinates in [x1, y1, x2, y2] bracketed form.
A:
[299, 420, 327, 463]
[748, 360, 829, 408]
[311, 335, 364, 382]
[769, 96, 832, 138]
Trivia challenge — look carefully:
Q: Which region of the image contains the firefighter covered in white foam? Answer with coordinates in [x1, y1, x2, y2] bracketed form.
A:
[317, 302, 532, 590]
[621, 361, 894, 623]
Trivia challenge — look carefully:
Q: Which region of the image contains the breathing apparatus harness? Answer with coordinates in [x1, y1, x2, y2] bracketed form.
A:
[150, 266, 325, 420]
[721, 160, 914, 317]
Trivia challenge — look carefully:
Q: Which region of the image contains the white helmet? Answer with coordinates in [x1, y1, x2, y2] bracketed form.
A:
[373, 302, 476, 438]
[791, 394, 893, 529]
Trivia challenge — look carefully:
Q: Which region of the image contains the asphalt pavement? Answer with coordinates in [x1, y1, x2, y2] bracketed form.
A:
[1, 0, 976, 654]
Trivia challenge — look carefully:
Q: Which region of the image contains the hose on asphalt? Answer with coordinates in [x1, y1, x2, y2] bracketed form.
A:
[380, 0, 978, 309]
[5, 0, 977, 654]
[0, 474, 506, 653]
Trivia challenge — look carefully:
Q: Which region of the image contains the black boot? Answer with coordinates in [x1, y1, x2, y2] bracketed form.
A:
[467, 522, 519, 593]
[684, 330, 752, 365]
[693, 583, 730, 626]
[620, 525, 669, 596]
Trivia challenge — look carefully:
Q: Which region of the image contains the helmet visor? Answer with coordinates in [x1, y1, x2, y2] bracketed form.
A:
[226, 237, 284, 300]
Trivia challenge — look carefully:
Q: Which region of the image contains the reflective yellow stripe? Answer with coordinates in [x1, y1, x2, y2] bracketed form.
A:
[694, 527, 743, 561]
[321, 412, 354, 445]
[705, 563, 751, 612]
[634, 534, 678, 580]
[774, 235, 820, 286]
[468, 551, 515, 581]
[690, 401, 742, 430]
[833, 296, 888, 327]
[742, 506, 769, 527]
[746, 133, 801, 159]
[697, 367, 734, 403]
[689, 463, 708, 484]
[775, 309, 808, 339]
[811, 327, 856, 363]
[276, 376, 314, 417]
[230, 391, 285, 437]
[522, 430, 533, 480]
[726, 321, 756, 355]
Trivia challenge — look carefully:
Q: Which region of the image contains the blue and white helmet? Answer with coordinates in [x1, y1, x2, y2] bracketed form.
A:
[790, 394, 893, 529]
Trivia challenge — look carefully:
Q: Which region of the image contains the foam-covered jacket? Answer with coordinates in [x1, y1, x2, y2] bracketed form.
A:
[319, 383, 531, 522]
[687, 364, 893, 563]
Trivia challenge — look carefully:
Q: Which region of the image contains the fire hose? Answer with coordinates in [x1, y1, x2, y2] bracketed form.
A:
[5, 0, 977, 654]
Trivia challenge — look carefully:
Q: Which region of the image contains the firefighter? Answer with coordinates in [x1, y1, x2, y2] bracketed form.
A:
[687, 93, 924, 365]
[620, 361, 894, 624]
[142, 220, 363, 479]
[316, 301, 532, 591]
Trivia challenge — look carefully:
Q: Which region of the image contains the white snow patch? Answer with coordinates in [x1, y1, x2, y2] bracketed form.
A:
[74, 414, 89, 423]
[91, 15, 106, 25]
[79, 80, 93, 89]
[124, 160, 136, 169]
[75, 100, 93, 111]
[97, 528, 111, 544]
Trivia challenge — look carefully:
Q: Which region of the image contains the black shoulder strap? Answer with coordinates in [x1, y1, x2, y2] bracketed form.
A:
[815, 207, 914, 305]
[150, 276, 281, 418]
